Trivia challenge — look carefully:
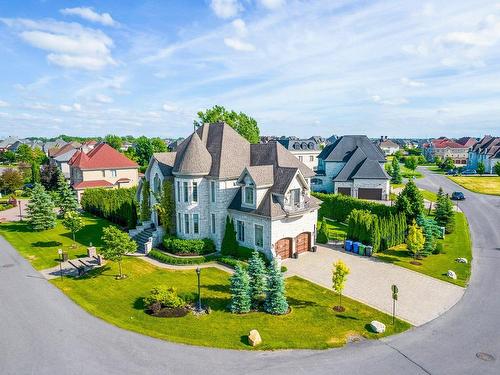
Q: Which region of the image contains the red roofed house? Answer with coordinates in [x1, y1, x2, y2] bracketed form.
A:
[422, 137, 472, 166]
[69, 142, 139, 201]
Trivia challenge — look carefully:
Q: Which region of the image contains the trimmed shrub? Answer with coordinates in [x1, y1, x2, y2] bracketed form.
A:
[316, 218, 329, 244]
[162, 236, 215, 255]
[81, 187, 138, 229]
[149, 250, 212, 265]
[144, 286, 185, 309]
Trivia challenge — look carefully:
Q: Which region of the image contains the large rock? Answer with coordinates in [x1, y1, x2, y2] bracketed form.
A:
[370, 320, 386, 334]
[248, 329, 262, 346]
[456, 258, 468, 264]
[447, 270, 457, 279]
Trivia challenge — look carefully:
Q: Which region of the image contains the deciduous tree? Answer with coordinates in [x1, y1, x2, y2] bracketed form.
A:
[0, 168, 24, 194]
[105, 134, 123, 150]
[406, 221, 425, 259]
[332, 260, 350, 310]
[62, 210, 84, 245]
[100, 226, 137, 279]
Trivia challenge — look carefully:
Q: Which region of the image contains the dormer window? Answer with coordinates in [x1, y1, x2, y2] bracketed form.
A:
[244, 186, 254, 205]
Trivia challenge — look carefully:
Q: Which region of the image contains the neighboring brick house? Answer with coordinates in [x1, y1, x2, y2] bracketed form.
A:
[375, 136, 400, 155]
[423, 137, 471, 165]
[312, 135, 389, 200]
[138, 122, 320, 260]
[49, 143, 85, 179]
[69, 143, 139, 201]
[468, 135, 500, 173]
[277, 138, 321, 171]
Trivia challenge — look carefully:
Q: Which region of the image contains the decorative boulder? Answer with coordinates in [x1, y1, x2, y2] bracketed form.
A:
[370, 320, 386, 334]
[447, 270, 457, 279]
[456, 258, 468, 264]
[248, 329, 262, 346]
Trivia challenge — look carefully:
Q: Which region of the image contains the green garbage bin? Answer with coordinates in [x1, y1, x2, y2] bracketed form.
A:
[358, 244, 365, 256]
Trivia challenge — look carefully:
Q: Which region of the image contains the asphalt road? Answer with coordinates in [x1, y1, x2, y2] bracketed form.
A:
[0, 168, 499, 375]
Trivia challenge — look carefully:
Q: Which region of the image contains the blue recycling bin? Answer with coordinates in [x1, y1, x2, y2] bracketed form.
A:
[344, 240, 353, 252]
[353, 242, 360, 254]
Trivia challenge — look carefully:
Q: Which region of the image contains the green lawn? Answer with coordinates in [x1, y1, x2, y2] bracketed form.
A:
[0, 214, 111, 270]
[427, 166, 445, 174]
[449, 176, 500, 196]
[374, 212, 471, 287]
[321, 219, 348, 241]
[419, 189, 437, 202]
[51, 257, 410, 350]
[401, 165, 423, 179]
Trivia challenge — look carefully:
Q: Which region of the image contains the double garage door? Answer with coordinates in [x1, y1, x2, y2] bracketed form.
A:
[275, 232, 311, 259]
[357, 188, 383, 200]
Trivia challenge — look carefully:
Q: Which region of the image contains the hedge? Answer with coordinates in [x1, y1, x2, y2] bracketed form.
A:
[162, 236, 215, 255]
[81, 187, 138, 229]
[148, 249, 247, 269]
[312, 192, 397, 221]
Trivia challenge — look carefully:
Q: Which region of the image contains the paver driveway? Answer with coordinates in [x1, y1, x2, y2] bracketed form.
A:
[283, 245, 465, 326]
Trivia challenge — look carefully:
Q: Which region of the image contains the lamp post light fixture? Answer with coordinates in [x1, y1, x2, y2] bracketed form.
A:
[18, 200, 22, 221]
[58, 249, 63, 281]
[196, 267, 202, 312]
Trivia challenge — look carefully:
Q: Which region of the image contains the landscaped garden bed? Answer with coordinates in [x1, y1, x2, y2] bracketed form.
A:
[50, 257, 410, 350]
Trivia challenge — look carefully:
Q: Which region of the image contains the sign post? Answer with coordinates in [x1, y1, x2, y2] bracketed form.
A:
[391, 284, 398, 324]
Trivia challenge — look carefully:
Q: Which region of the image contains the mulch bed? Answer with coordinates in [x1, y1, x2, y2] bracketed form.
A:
[150, 306, 190, 318]
[410, 261, 422, 266]
[333, 306, 345, 312]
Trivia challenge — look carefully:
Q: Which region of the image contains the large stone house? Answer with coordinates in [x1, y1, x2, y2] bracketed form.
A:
[375, 136, 400, 155]
[138, 122, 320, 260]
[467, 135, 500, 173]
[68, 143, 139, 201]
[422, 137, 471, 165]
[277, 138, 321, 171]
[312, 135, 389, 200]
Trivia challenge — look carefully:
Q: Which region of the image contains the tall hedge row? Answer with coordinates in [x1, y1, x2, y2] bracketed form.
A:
[312, 192, 397, 222]
[81, 187, 138, 229]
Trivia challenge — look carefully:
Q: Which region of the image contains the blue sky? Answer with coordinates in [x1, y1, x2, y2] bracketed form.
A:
[1, 0, 500, 139]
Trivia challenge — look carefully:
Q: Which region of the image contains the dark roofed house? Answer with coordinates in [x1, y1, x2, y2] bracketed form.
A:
[312, 135, 389, 200]
[137, 122, 320, 259]
[468, 135, 500, 173]
[277, 137, 321, 172]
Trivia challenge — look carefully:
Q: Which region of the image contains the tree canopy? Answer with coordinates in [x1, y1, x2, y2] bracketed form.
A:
[104, 134, 123, 150]
[194, 105, 260, 144]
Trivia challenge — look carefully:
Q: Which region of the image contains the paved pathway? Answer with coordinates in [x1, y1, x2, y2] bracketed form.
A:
[140, 255, 234, 274]
[283, 245, 464, 326]
[39, 256, 104, 280]
[0, 199, 28, 222]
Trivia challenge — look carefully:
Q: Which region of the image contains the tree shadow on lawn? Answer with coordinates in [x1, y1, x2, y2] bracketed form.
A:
[203, 283, 230, 294]
[60, 223, 106, 247]
[31, 240, 62, 247]
[287, 296, 319, 309]
[133, 297, 145, 310]
[335, 314, 360, 321]
[70, 265, 113, 280]
[0, 222, 32, 233]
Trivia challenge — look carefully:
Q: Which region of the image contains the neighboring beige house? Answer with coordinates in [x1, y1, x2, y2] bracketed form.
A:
[423, 137, 471, 165]
[375, 136, 400, 155]
[277, 138, 321, 171]
[137, 122, 320, 260]
[69, 143, 139, 201]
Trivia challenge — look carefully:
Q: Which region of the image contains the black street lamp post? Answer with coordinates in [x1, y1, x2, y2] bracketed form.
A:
[18, 200, 22, 221]
[196, 267, 201, 311]
[58, 249, 63, 281]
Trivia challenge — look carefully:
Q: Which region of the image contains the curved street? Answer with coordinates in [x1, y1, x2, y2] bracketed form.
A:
[0, 168, 499, 375]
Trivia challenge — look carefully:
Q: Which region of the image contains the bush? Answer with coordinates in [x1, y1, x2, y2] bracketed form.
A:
[280, 266, 288, 273]
[217, 256, 248, 269]
[313, 192, 396, 222]
[144, 286, 185, 309]
[433, 243, 444, 255]
[162, 236, 215, 255]
[149, 249, 213, 265]
[316, 218, 329, 244]
[81, 187, 138, 229]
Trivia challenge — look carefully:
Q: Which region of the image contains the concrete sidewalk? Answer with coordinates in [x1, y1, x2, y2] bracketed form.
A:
[283, 245, 464, 326]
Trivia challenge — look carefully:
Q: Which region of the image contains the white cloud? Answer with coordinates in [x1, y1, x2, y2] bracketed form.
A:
[60, 7, 116, 27]
[372, 95, 409, 106]
[224, 37, 255, 51]
[2, 18, 115, 70]
[95, 94, 114, 103]
[0, 100, 9, 107]
[232, 19, 247, 36]
[210, 0, 242, 19]
[401, 77, 425, 87]
[258, 0, 286, 10]
[59, 103, 82, 112]
[436, 14, 500, 47]
[162, 103, 178, 112]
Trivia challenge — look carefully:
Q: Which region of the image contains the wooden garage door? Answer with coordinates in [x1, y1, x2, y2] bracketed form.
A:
[337, 187, 351, 196]
[275, 238, 292, 259]
[296, 232, 311, 254]
[358, 188, 382, 200]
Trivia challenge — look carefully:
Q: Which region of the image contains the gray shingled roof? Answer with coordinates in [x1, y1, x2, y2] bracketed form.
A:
[352, 159, 390, 179]
[173, 133, 212, 175]
[333, 146, 388, 182]
[319, 135, 386, 162]
[242, 165, 274, 187]
[153, 152, 176, 176]
[277, 139, 319, 151]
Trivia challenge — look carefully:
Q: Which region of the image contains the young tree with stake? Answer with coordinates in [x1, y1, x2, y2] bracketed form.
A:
[332, 260, 350, 311]
[62, 211, 84, 247]
[100, 226, 137, 279]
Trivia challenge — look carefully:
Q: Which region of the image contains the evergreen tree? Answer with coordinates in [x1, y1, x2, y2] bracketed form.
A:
[221, 216, 238, 256]
[477, 161, 485, 175]
[494, 161, 500, 176]
[264, 260, 289, 315]
[247, 250, 267, 308]
[140, 180, 151, 222]
[316, 217, 329, 244]
[406, 220, 425, 259]
[442, 195, 455, 233]
[390, 157, 402, 184]
[416, 215, 436, 256]
[57, 174, 79, 217]
[435, 191, 455, 233]
[26, 183, 57, 231]
[395, 179, 424, 222]
[229, 265, 251, 313]
[155, 180, 175, 234]
[370, 215, 381, 252]
[31, 162, 41, 184]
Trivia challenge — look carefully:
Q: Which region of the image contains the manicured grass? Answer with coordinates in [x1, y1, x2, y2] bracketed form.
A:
[419, 189, 437, 202]
[51, 257, 410, 350]
[374, 212, 471, 287]
[390, 183, 405, 189]
[0, 214, 112, 270]
[427, 166, 445, 174]
[321, 219, 348, 241]
[401, 165, 423, 179]
[449, 176, 500, 196]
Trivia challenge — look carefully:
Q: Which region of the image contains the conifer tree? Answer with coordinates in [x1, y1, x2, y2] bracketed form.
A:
[26, 183, 57, 231]
[395, 179, 424, 222]
[264, 260, 289, 315]
[406, 220, 425, 259]
[229, 265, 251, 313]
[57, 174, 79, 217]
[435, 189, 455, 233]
[31, 162, 41, 184]
[247, 251, 267, 308]
[442, 195, 455, 233]
[370, 215, 381, 251]
[416, 215, 436, 255]
[221, 216, 238, 256]
[390, 157, 402, 184]
[140, 179, 151, 222]
[316, 217, 329, 244]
